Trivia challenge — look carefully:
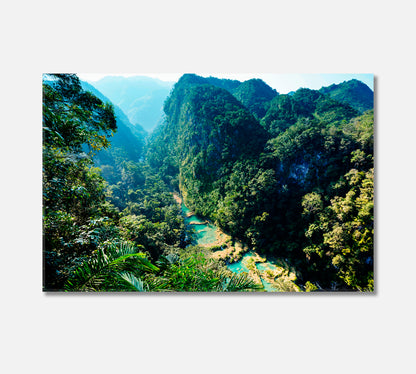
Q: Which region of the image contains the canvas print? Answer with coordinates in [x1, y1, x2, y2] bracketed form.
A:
[42, 73, 374, 292]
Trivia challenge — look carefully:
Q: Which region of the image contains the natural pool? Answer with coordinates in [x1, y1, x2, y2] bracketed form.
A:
[181, 202, 278, 292]
[182, 203, 219, 246]
[227, 252, 276, 292]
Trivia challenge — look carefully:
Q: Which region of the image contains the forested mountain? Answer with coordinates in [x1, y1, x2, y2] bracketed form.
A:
[81, 81, 146, 160]
[319, 79, 374, 113]
[147, 74, 269, 204]
[80, 81, 147, 185]
[148, 74, 374, 291]
[261, 87, 360, 136]
[43, 74, 258, 292]
[91, 76, 174, 132]
[43, 73, 373, 292]
[231, 79, 278, 118]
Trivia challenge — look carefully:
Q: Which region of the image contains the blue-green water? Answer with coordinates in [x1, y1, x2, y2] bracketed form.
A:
[256, 262, 272, 272]
[257, 274, 276, 292]
[180, 201, 278, 291]
[227, 252, 276, 292]
[182, 203, 218, 246]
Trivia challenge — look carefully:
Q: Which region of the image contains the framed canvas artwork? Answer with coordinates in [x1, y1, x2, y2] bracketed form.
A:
[42, 73, 374, 292]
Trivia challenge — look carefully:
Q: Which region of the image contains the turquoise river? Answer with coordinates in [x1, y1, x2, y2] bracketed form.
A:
[181, 201, 279, 292]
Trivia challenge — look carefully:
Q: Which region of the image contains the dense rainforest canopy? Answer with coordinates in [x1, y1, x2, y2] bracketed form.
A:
[43, 73, 374, 292]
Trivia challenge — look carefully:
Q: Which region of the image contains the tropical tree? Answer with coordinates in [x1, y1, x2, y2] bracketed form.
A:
[65, 242, 158, 291]
[43, 74, 118, 290]
[302, 168, 374, 290]
[153, 247, 263, 292]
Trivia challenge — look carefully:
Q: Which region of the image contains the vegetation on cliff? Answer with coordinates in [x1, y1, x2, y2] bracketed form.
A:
[43, 73, 373, 292]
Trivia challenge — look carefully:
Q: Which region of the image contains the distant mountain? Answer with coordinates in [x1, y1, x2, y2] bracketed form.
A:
[90, 76, 174, 132]
[319, 79, 373, 113]
[80, 81, 146, 181]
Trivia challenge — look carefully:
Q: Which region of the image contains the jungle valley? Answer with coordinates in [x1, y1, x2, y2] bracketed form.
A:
[43, 73, 374, 292]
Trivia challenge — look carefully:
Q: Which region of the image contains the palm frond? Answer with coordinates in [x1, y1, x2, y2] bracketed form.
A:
[108, 253, 159, 273]
[65, 242, 158, 291]
[105, 241, 136, 259]
[65, 249, 112, 291]
[156, 253, 181, 270]
[118, 272, 149, 292]
[219, 271, 264, 292]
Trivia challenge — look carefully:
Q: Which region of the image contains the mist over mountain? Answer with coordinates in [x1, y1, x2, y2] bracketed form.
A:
[90, 76, 174, 132]
[81, 81, 146, 164]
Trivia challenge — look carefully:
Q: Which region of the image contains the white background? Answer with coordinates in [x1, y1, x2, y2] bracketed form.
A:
[1, 1, 415, 373]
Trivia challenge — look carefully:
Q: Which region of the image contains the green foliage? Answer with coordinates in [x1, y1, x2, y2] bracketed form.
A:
[105, 160, 189, 258]
[302, 168, 374, 290]
[150, 247, 262, 292]
[261, 94, 300, 136]
[232, 79, 278, 119]
[148, 74, 374, 291]
[261, 88, 359, 137]
[305, 281, 319, 292]
[302, 192, 324, 217]
[119, 272, 149, 292]
[43, 74, 116, 153]
[65, 242, 158, 291]
[43, 74, 120, 290]
[44, 73, 374, 292]
[66, 244, 262, 292]
[80, 80, 146, 184]
[272, 277, 301, 292]
[319, 79, 373, 113]
[150, 75, 269, 221]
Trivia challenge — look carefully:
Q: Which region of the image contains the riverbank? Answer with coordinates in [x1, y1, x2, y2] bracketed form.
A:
[173, 192, 302, 292]
[173, 192, 248, 263]
[172, 192, 183, 205]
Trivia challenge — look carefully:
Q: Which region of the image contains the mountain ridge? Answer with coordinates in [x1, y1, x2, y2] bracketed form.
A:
[319, 78, 373, 113]
[89, 76, 174, 132]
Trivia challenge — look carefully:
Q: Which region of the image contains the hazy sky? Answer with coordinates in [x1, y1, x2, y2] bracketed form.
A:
[78, 73, 373, 94]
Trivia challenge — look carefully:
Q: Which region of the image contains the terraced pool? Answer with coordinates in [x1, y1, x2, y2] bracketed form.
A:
[181, 202, 279, 292]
